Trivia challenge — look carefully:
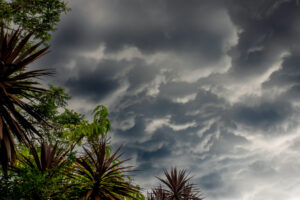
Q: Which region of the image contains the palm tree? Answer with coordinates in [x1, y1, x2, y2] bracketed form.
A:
[153, 168, 203, 200]
[0, 27, 51, 175]
[18, 141, 73, 175]
[147, 186, 167, 200]
[14, 141, 73, 199]
[71, 136, 139, 200]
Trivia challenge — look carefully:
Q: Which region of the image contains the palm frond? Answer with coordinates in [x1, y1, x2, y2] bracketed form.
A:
[17, 141, 73, 175]
[148, 185, 167, 200]
[154, 167, 203, 200]
[0, 27, 52, 175]
[72, 136, 139, 200]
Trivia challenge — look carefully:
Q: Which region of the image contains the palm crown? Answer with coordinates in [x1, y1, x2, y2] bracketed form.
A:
[71, 136, 139, 200]
[150, 168, 203, 200]
[0, 27, 51, 175]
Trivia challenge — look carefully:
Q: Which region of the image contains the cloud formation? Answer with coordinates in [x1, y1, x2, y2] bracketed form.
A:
[39, 0, 300, 199]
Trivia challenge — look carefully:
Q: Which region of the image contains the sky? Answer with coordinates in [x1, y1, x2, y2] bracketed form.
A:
[35, 0, 300, 199]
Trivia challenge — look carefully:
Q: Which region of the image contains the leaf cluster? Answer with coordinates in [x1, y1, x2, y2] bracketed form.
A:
[0, 0, 70, 42]
[148, 168, 203, 200]
[0, 27, 51, 175]
[70, 137, 140, 200]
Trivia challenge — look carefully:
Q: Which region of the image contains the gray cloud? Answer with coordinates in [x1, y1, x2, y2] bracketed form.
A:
[39, 0, 300, 199]
[231, 100, 292, 131]
[65, 60, 121, 102]
[263, 50, 300, 90]
[227, 0, 300, 78]
[198, 172, 223, 190]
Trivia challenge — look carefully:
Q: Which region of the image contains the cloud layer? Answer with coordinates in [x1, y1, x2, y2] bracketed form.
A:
[37, 0, 300, 199]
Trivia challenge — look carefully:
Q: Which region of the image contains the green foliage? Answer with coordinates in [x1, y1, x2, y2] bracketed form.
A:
[0, 167, 69, 200]
[62, 105, 111, 145]
[0, 82, 145, 199]
[0, 141, 76, 199]
[126, 185, 147, 200]
[17, 141, 73, 174]
[33, 85, 71, 120]
[70, 136, 140, 200]
[29, 85, 84, 143]
[57, 109, 83, 126]
[0, 0, 70, 42]
[29, 85, 111, 146]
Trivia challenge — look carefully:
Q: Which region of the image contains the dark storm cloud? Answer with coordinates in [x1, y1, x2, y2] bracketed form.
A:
[226, 0, 300, 78]
[39, 0, 238, 100]
[284, 84, 300, 100]
[127, 62, 159, 91]
[231, 101, 292, 130]
[137, 144, 171, 162]
[40, 0, 300, 199]
[50, 3, 100, 52]
[198, 172, 223, 190]
[62, 57, 161, 102]
[109, 86, 245, 172]
[208, 130, 249, 155]
[48, 0, 237, 71]
[110, 96, 252, 196]
[262, 50, 300, 91]
[111, 87, 226, 132]
[114, 116, 146, 140]
[66, 74, 119, 102]
[159, 82, 198, 98]
[65, 59, 125, 101]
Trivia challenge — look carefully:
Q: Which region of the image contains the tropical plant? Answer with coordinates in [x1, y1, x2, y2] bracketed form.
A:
[28, 85, 84, 144]
[1, 141, 75, 200]
[17, 141, 74, 175]
[70, 136, 139, 200]
[0, 0, 70, 42]
[0, 27, 51, 175]
[147, 186, 166, 200]
[61, 105, 111, 146]
[150, 168, 203, 200]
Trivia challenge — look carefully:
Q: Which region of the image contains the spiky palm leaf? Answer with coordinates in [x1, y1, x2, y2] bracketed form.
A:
[12, 142, 74, 199]
[18, 141, 73, 175]
[0, 27, 51, 175]
[156, 168, 203, 200]
[72, 137, 139, 200]
[148, 185, 167, 200]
